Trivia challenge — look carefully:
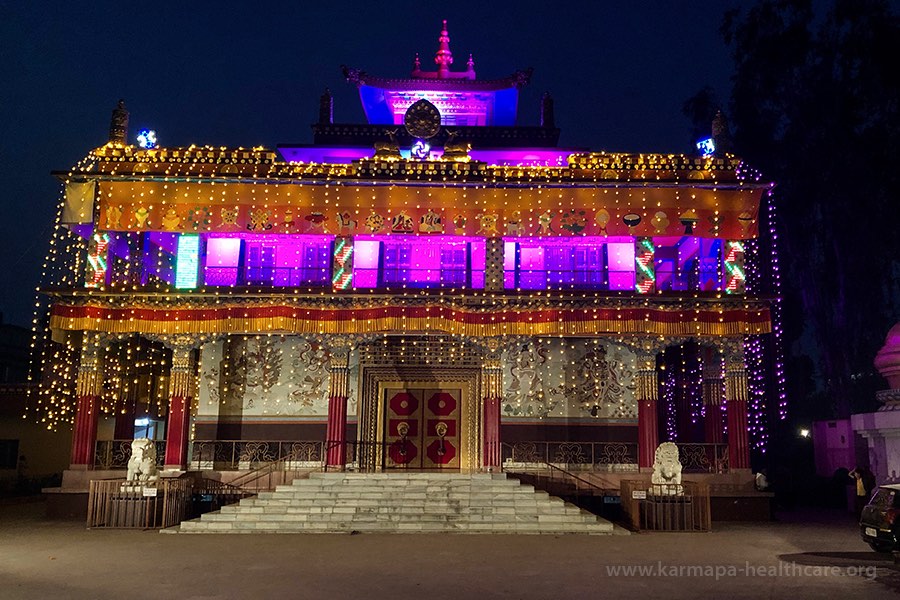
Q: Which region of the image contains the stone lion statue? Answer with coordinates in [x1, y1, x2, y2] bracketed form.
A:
[126, 438, 159, 483]
[649, 442, 683, 496]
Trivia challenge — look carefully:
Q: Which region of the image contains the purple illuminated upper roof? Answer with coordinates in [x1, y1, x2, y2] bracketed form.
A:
[342, 20, 532, 127]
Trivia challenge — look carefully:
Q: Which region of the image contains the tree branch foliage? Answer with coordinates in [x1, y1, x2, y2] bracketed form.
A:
[719, 0, 900, 416]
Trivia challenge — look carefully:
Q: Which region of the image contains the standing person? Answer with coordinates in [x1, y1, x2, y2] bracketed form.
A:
[850, 466, 876, 519]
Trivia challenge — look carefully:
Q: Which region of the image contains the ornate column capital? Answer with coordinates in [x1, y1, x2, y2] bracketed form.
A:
[718, 337, 746, 369]
[701, 344, 724, 381]
[481, 345, 503, 400]
[720, 337, 748, 403]
[620, 336, 668, 363]
[701, 346, 725, 407]
[76, 332, 105, 397]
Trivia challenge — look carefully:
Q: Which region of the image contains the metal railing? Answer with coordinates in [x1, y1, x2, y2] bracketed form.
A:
[95, 440, 166, 469]
[677, 443, 729, 473]
[620, 479, 711, 532]
[86, 477, 252, 529]
[506, 461, 611, 498]
[101, 438, 729, 474]
[226, 458, 312, 491]
[501, 441, 639, 471]
[189, 440, 325, 470]
[87, 478, 191, 529]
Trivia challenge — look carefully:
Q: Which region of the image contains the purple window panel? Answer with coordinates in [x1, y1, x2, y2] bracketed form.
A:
[606, 242, 635, 272]
[354, 270, 378, 288]
[608, 270, 635, 291]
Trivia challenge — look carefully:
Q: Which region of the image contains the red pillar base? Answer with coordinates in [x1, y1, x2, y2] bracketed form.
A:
[726, 399, 750, 470]
[70, 394, 100, 468]
[483, 396, 501, 469]
[638, 399, 659, 469]
[326, 395, 348, 468]
[164, 395, 191, 470]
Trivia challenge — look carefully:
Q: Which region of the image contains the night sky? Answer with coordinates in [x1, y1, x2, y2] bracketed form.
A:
[0, 1, 742, 327]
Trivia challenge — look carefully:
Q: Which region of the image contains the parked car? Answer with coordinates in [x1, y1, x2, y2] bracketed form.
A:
[860, 484, 900, 552]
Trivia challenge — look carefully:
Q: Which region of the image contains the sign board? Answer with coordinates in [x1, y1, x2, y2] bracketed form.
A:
[631, 490, 647, 500]
[142, 486, 158, 497]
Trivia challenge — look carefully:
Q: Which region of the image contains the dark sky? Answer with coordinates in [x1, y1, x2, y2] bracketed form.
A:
[0, 1, 745, 327]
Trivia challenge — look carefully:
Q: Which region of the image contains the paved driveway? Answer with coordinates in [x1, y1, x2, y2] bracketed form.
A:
[1, 502, 895, 599]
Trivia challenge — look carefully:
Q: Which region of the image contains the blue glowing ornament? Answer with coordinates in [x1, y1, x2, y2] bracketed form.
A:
[411, 139, 430, 160]
[137, 129, 158, 149]
[696, 137, 715, 157]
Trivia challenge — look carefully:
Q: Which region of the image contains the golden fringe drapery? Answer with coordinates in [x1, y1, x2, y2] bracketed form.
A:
[51, 303, 772, 338]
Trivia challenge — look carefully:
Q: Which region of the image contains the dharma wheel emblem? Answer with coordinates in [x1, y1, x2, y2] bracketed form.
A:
[404, 99, 442, 139]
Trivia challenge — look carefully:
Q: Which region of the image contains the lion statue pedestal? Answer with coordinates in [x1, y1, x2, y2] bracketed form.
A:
[648, 442, 684, 496]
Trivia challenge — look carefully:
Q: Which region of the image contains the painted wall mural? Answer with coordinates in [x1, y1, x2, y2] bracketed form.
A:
[197, 337, 357, 418]
[502, 338, 637, 419]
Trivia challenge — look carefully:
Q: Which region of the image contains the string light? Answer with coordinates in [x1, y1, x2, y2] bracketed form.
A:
[24, 138, 778, 462]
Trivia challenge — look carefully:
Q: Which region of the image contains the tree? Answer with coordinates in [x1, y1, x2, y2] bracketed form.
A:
[716, 0, 900, 417]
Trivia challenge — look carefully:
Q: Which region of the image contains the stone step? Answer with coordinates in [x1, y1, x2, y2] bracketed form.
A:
[218, 505, 584, 518]
[177, 473, 615, 535]
[180, 521, 614, 534]
[287, 482, 532, 491]
[199, 511, 601, 524]
[309, 474, 516, 480]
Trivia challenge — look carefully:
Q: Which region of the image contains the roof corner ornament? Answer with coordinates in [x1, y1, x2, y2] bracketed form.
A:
[108, 99, 129, 144]
[466, 54, 476, 79]
[435, 19, 453, 78]
[512, 68, 534, 89]
[341, 64, 363, 85]
[412, 53, 421, 75]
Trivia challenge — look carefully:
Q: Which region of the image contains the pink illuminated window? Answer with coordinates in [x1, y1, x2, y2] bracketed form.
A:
[606, 242, 635, 291]
[204, 238, 241, 286]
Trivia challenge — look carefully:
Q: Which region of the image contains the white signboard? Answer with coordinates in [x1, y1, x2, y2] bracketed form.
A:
[632, 490, 647, 500]
[142, 487, 158, 497]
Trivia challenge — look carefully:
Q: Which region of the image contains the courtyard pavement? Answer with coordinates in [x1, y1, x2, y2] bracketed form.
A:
[1, 501, 896, 599]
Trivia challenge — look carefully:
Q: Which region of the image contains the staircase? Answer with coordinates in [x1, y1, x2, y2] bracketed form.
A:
[177, 472, 616, 534]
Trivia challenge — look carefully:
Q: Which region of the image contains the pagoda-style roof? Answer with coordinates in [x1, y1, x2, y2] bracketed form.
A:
[343, 20, 531, 127]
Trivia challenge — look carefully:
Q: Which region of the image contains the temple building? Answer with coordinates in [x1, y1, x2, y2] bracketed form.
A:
[37, 21, 778, 496]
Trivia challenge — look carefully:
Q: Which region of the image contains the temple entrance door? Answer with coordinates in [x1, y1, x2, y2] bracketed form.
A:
[383, 387, 461, 470]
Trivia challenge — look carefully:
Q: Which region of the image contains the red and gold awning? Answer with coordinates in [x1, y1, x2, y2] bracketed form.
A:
[50, 301, 771, 338]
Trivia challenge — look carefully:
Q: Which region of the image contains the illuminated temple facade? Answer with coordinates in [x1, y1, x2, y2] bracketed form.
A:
[44, 22, 775, 480]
